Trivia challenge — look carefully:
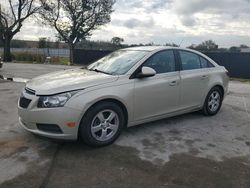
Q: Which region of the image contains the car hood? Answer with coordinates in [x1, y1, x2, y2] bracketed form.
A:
[26, 68, 118, 95]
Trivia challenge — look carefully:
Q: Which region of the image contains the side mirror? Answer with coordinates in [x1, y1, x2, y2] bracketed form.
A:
[137, 66, 156, 78]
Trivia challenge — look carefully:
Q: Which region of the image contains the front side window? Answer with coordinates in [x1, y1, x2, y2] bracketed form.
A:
[179, 51, 201, 70]
[143, 50, 176, 74]
[87, 50, 148, 75]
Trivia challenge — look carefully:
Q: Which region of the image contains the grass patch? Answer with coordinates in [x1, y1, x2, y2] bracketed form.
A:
[5, 52, 70, 65]
[50, 57, 70, 65]
[13, 59, 70, 65]
[230, 78, 250, 83]
[12, 52, 45, 63]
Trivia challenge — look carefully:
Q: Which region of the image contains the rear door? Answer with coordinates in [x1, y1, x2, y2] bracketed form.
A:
[133, 50, 181, 121]
[177, 50, 210, 109]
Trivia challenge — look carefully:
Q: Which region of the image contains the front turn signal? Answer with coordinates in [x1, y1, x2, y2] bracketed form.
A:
[67, 122, 76, 128]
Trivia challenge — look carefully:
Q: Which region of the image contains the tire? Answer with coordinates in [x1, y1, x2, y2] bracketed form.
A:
[202, 87, 223, 116]
[80, 101, 125, 147]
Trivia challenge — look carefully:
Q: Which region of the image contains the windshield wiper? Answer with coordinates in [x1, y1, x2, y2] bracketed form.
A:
[88, 68, 112, 75]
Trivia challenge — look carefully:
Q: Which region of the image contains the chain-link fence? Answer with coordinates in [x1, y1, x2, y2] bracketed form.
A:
[0, 48, 70, 58]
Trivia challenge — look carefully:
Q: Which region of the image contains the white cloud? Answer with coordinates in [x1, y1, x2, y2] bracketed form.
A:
[12, 0, 250, 47]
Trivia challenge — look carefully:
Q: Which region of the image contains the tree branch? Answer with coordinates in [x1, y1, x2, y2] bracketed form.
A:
[53, 0, 70, 44]
[0, 12, 9, 28]
[8, 0, 16, 22]
[39, 0, 114, 64]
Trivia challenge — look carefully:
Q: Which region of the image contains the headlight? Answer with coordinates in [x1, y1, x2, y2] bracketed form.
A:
[37, 91, 79, 108]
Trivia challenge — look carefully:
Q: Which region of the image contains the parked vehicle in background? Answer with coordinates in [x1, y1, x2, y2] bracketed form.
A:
[18, 46, 229, 146]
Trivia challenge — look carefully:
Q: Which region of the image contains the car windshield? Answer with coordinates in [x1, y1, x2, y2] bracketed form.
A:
[87, 50, 148, 75]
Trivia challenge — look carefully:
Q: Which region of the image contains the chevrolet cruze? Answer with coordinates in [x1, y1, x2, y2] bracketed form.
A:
[18, 46, 229, 146]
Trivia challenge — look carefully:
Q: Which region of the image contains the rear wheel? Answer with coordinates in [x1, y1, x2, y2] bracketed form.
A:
[80, 101, 125, 146]
[202, 87, 223, 116]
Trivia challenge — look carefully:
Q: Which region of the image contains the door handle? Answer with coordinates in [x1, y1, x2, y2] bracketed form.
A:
[201, 75, 208, 80]
[169, 81, 177, 86]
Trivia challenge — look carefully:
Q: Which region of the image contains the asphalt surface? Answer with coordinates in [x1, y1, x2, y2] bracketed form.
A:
[0, 63, 250, 188]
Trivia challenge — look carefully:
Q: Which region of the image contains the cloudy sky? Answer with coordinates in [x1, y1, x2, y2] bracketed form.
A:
[15, 0, 250, 47]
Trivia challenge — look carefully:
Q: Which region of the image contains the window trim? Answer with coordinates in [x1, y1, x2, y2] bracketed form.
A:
[130, 49, 179, 79]
[199, 56, 215, 68]
[199, 56, 208, 68]
[177, 49, 215, 71]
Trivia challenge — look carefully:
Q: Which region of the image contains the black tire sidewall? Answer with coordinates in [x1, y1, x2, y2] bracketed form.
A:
[203, 87, 223, 116]
[80, 102, 125, 146]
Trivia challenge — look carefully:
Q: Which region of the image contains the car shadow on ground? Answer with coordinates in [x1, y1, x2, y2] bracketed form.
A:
[33, 111, 203, 147]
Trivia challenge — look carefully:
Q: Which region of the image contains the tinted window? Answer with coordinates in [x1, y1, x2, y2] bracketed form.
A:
[199, 56, 214, 68]
[143, 50, 176, 74]
[179, 51, 201, 70]
[208, 62, 215, 67]
[200, 57, 208, 68]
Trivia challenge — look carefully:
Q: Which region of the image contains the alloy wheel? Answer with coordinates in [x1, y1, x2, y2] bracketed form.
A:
[90, 109, 119, 142]
[208, 91, 221, 112]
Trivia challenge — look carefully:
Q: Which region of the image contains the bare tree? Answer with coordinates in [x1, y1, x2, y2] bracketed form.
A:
[40, 0, 115, 64]
[0, 0, 40, 62]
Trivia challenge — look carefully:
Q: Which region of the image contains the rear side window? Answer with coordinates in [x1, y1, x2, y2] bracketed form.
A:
[143, 50, 176, 74]
[179, 51, 201, 70]
[199, 56, 215, 68]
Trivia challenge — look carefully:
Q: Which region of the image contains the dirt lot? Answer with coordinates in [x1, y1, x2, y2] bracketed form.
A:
[0, 63, 250, 188]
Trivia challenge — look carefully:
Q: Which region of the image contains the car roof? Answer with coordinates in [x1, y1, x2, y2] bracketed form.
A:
[121, 46, 219, 67]
[121, 45, 206, 56]
[121, 46, 171, 52]
[121, 46, 195, 52]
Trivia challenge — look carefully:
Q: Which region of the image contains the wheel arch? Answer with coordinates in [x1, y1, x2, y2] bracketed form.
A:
[210, 84, 225, 99]
[78, 98, 129, 138]
[202, 84, 225, 108]
[202, 84, 225, 116]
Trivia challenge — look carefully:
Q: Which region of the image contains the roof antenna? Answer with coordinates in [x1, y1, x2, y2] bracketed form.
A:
[179, 39, 184, 47]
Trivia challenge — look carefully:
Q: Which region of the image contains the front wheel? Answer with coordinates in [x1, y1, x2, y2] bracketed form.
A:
[202, 87, 223, 116]
[80, 102, 125, 146]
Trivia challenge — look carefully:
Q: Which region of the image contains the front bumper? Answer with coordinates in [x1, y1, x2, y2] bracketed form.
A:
[18, 89, 83, 140]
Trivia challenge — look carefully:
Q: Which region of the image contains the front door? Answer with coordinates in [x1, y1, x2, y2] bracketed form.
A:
[133, 50, 181, 121]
